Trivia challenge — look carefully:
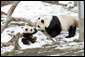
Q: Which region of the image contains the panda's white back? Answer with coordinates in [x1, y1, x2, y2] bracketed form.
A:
[57, 14, 76, 31]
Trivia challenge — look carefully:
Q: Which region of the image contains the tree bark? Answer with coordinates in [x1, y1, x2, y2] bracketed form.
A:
[78, 1, 84, 42]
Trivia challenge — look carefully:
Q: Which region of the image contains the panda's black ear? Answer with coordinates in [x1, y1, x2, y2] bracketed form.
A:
[41, 20, 44, 23]
[38, 17, 40, 20]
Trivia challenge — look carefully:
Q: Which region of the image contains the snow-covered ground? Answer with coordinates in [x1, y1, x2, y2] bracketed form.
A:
[1, 1, 84, 56]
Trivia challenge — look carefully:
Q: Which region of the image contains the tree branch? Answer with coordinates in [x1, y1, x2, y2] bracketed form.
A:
[2, 33, 21, 50]
[1, 11, 7, 15]
[1, 1, 20, 33]
[11, 17, 55, 42]
[11, 17, 36, 27]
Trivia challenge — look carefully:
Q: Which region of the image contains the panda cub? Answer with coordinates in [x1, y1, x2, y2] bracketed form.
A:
[22, 26, 37, 45]
[36, 14, 79, 38]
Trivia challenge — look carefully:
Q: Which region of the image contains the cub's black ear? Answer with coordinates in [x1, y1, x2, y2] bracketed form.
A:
[41, 20, 44, 23]
[38, 17, 40, 20]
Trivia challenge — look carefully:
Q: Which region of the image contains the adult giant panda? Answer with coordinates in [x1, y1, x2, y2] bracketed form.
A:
[36, 13, 79, 38]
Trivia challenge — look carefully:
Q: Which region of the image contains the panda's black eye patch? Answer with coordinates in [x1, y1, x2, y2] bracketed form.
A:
[31, 29, 32, 31]
[38, 25, 40, 28]
[41, 20, 44, 23]
[38, 17, 40, 20]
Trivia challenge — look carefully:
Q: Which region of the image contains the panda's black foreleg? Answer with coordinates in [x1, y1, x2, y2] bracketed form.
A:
[30, 37, 37, 43]
[66, 25, 76, 38]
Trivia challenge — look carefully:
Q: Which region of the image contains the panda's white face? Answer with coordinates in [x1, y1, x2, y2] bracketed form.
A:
[36, 16, 52, 31]
[24, 26, 35, 33]
[36, 19, 46, 31]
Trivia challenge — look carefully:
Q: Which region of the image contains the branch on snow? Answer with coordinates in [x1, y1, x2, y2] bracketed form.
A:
[2, 33, 22, 50]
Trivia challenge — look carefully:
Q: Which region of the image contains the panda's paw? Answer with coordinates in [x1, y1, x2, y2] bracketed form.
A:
[46, 38, 51, 40]
[34, 37, 37, 40]
[31, 37, 37, 43]
[66, 36, 71, 38]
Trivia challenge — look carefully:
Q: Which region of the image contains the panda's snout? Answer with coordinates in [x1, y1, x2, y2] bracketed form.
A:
[25, 28, 28, 31]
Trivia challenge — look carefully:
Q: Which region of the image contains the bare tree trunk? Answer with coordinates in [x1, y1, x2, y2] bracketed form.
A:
[78, 1, 84, 42]
[79, 19, 84, 42]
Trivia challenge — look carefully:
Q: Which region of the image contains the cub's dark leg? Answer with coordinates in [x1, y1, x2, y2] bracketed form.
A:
[66, 25, 76, 38]
[21, 38, 28, 44]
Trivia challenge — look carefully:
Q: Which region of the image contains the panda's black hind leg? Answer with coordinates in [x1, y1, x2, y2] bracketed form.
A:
[66, 25, 76, 38]
[21, 38, 28, 44]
